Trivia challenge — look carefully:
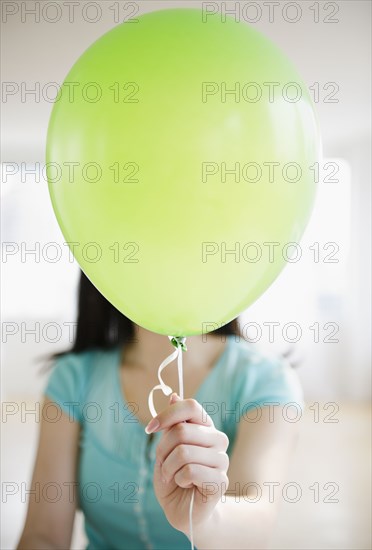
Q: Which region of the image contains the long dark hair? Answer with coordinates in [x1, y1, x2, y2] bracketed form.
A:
[50, 270, 241, 361]
[45, 270, 298, 368]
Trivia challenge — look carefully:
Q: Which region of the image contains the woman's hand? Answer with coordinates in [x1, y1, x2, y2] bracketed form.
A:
[145, 393, 229, 537]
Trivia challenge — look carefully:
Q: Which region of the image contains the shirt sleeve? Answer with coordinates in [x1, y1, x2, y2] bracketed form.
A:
[235, 350, 305, 416]
[43, 352, 88, 423]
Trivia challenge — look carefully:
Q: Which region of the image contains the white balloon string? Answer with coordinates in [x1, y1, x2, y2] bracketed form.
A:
[177, 344, 184, 399]
[148, 345, 178, 417]
[147, 336, 195, 550]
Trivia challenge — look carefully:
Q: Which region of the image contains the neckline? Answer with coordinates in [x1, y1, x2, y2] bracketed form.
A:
[113, 335, 232, 431]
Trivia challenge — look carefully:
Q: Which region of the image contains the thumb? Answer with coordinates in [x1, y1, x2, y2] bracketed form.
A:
[170, 392, 181, 405]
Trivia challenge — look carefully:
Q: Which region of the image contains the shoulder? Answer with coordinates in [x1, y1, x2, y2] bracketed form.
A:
[44, 347, 118, 422]
[45, 349, 94, 390]
[228, 337, 305, 410]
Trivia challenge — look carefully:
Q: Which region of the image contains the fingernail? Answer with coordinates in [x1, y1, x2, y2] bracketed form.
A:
[145, 418, 160, 434]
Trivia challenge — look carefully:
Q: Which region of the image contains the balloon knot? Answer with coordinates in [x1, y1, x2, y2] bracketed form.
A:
[169, 336, 187, 351]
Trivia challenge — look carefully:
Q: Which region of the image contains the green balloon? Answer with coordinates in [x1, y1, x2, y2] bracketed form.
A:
[46, 8, 320, 336]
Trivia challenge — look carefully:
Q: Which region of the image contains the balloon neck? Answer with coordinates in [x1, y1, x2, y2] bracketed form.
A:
[169, 336, 187, 351]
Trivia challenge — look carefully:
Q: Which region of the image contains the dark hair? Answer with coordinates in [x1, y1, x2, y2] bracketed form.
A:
[44, 270, 298, 369]
[50, 270, 241, 361]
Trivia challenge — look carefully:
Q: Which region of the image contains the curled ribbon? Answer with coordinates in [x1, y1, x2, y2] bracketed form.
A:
[147, 335, 196, 550]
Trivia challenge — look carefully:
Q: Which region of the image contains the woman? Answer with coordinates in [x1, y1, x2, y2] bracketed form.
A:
[17, 270, 303, 550]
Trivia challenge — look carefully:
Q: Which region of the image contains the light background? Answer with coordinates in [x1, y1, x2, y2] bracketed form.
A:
[1, 1, 371, 549]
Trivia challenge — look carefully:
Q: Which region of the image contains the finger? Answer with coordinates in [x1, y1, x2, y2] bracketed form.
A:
[156, 423, 229, 465]
[174, 463, 229, 492]
[145, 398, 214, 434]
[161, 445, 229, 485]
[170, 392, 179, 405]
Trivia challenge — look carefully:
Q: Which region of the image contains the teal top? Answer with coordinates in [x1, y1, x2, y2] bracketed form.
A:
[44, 335, 304, 550]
